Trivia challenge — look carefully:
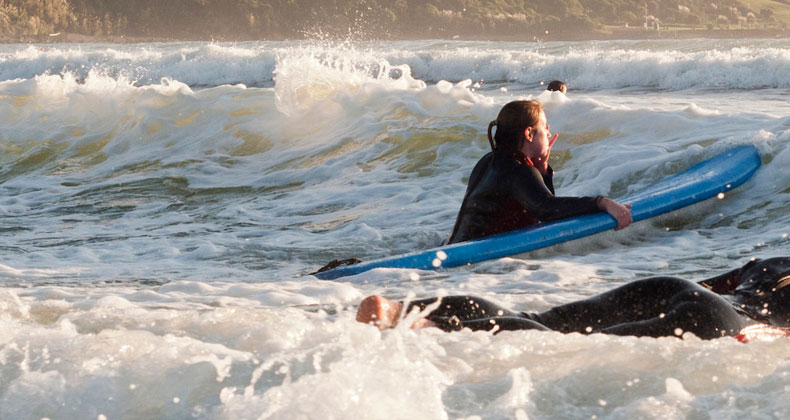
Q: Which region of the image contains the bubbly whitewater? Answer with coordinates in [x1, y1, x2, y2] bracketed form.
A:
[2, 38, 790, 419]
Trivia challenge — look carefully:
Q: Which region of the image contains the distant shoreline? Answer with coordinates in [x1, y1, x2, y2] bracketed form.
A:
[576, 27, 789, 41]
[1, 27, 787, 45]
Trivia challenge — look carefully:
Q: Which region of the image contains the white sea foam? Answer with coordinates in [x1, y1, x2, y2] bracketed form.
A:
[3, 39, 790, 90]
[2, 39, 790, 419]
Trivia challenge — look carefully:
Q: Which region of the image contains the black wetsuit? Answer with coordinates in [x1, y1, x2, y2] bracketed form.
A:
[402, 257, 790, 340]
[447, 151, 601, 244]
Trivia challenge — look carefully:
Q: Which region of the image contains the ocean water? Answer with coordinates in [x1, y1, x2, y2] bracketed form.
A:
[1, 38, 790, 419]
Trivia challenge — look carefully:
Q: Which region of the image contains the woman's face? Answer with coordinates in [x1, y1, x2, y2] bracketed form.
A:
[522, 111, 553, 160]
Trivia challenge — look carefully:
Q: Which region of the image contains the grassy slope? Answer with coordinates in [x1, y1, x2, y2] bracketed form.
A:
[746, 0, 790, 27]
[599, 1, 790, 36]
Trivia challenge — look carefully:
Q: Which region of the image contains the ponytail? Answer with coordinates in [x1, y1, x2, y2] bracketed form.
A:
[487, 120, 497, 151]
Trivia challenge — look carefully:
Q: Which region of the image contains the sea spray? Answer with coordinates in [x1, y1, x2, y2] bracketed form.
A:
[2, 39, 790, 419]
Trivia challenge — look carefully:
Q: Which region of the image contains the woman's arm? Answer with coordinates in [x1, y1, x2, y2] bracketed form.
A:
[509, 166, 632, 230]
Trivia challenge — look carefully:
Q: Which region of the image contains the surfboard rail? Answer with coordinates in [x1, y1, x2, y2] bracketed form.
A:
[314, 145, 761, 280]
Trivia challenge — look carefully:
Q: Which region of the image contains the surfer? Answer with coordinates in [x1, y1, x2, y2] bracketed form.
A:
[447, 100, 632, 244]
[355, 257, 790, 341]
[546, 80, 567, 93]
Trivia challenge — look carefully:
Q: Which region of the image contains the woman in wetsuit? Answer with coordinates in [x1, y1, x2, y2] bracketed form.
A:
[447, 100, 632, 244]
[355, 257, 790, 341]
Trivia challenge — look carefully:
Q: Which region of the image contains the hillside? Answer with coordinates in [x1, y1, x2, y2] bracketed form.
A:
[1, 0, 789, 42]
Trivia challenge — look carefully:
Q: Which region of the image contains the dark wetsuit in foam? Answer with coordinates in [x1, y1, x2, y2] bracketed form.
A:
[403, 257, 790, 340]
[447, 151, 601, 244]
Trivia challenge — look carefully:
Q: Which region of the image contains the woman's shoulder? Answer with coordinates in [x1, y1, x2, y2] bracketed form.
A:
[471, 152, 544, 185]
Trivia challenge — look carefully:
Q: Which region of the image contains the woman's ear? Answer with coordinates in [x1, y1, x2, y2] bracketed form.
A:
[523, 127, 533, 142]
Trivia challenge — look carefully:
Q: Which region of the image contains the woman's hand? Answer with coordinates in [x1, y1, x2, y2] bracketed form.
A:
[597, 197, 633, 231]
[533, 156, 550, 173]
[532, 133, 558, 174]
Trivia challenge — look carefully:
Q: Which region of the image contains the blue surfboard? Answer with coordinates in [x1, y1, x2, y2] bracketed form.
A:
[315, 145, 761, 280]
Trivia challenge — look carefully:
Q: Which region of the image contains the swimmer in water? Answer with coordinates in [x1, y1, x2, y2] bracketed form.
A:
[546, 80, 567, 94]
[355, 257, 790, 341]
[446, 100, 631, 244]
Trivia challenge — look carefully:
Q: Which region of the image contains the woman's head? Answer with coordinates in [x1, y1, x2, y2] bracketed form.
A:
[487, 100, 543, 154]
[734, 257, 790, 326]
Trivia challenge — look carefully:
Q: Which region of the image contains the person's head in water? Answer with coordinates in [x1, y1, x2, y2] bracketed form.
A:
[733, 257, 790, 326]
[487, 100, 556, 166]
[546, 80, 567, 94]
